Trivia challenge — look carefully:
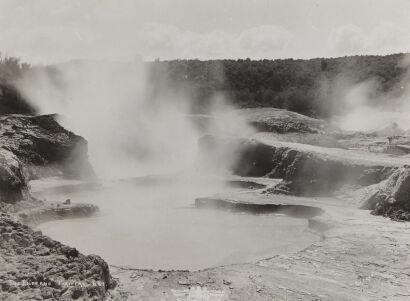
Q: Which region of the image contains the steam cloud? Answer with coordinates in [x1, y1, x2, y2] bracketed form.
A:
[325, 55, 410, 133]
[14, 59, 253, 180]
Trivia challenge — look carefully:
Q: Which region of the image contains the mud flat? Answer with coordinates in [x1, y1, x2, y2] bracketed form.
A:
[109, 191, 410, 300]
[1, 109, 409, 300]
[33, 177, 319, 272]
[106, 109, 410, 300]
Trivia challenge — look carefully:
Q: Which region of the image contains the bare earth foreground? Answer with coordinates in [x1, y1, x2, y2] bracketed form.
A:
[108, 194, 410, 300]
[1, 109, 409, 300]
[106, 110, 410, 300]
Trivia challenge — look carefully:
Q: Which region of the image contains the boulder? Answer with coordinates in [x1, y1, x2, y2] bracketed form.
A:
[0, 213, 116, 300]
[0, 114, 95, 203]
[0, 114, 95, 180]
[363, 167, 410, 221]
[0, 148, 28, 202]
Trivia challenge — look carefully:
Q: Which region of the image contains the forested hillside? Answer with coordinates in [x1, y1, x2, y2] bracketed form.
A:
[149, 53, 407, 117]
[0, 55, 34, 114]
[0, 53, 408, 117]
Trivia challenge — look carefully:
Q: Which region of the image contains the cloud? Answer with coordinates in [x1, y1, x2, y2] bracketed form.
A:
[238, 25, 291, 56]
[0, 16, 292, 63]
[1, 0, 410, 62]
[326, 22, 410, 56]
[326, 24, 365, 55]
[0, 1, 293, 62]
[136, 23, 292, 60]
[366, 22, 410, 54]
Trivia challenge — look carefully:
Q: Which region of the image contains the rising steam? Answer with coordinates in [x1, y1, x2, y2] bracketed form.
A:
[329, 55, 410, 133]
[14, 59, 252, 179]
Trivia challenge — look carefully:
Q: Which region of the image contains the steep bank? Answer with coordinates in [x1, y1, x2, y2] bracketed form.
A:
[363, 167, 410, 221]
[199, 135, 398, 194]
[197, 107, 410, 221]
[0, 212, 116, 300]
[0, 114, 116, 300]
[0, 114, 95, 203]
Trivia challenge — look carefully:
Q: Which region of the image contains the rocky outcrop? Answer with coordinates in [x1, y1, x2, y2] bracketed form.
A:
[383, 145, 410, 156]
[224, 180, 266, 190]
[238, 108, 329, 134]
[267, 149, 393, 196]
[200, 135, 410, 220]
[199, 136, 394, 196]
[18, 203, 99, 226]
[0, 114, 95, 180]
[362, 167, 410, 221]
[0, 114, 95, 203]
[0, 114, 114, 300]
[0, 213, 116, 300]
[198, 136, 277, 177]
[0, 148, 29, 202]
[195, 197, 324, 218]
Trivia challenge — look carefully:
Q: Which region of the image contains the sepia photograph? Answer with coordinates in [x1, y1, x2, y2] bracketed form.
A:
[0, 1, 409, 300]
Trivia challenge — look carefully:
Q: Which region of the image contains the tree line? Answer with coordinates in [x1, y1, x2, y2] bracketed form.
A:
[148, 54, 407, 117]
[0, 53, 407, 117]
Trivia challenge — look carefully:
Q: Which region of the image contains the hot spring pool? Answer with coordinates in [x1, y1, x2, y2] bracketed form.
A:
[31, 176, 319, 271]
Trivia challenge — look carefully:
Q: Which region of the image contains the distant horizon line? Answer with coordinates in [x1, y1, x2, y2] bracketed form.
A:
[14, 51, 409, 67]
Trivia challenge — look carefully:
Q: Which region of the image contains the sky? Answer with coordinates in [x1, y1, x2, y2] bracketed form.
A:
[1, 0, 410, 63]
